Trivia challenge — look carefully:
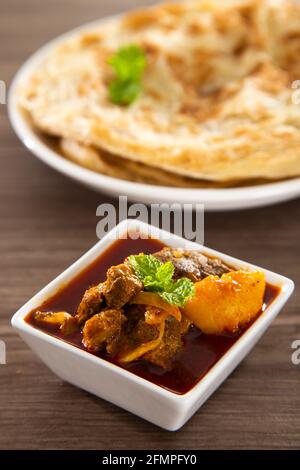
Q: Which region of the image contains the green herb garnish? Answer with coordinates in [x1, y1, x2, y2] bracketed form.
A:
[108, 45, 146, 106]
[128, 254, 195, 308]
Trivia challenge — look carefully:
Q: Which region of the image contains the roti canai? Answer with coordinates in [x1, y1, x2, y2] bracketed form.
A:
[19, 0, 300, 182]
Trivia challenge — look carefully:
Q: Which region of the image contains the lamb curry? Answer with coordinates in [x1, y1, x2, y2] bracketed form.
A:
[26, 236, 279, 394]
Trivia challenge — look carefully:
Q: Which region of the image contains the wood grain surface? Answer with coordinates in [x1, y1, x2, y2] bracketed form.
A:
[0, 0, 299, 450]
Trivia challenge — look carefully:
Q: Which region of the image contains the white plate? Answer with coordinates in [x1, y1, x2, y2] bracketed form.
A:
[8, 17, 300, 211]
[11, 220, 294, 430]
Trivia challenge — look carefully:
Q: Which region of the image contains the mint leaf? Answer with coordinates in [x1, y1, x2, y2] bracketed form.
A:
[129, 254, 195, 307]
[144, 260, 174, 292]
[161, 278, 195, 308]
[108, 45, 146, 81]
[128, 254, 161, 282]
[108, 45, 146, 105]
[156, 261, 174, 285]
[109, 80, 141, 106]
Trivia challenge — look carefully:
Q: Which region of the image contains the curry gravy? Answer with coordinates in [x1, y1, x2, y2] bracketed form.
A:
[26, 236, 280, 395]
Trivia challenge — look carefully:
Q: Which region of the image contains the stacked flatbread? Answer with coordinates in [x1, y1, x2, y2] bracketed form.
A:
[19, 0, 300, 185]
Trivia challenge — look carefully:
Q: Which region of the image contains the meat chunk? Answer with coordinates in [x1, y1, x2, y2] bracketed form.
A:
[76, 282, 105, 325]
[118, 317, 162, 363]
[180, 314, 193, 335]
[116, 305, 164, 363]
[130, 317, 159, 345]
[144, 316, 183, 369]
[34, 311, 77, 335]
[154, 247, 230, 282]
[118, 308, 185, 367]
[104, 263, 142, 308]
[123, 304, 145, 331]
[82, 308, 126, 353]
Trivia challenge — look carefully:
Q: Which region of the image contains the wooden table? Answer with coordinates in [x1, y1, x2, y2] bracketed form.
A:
[0, 0, 299, 450]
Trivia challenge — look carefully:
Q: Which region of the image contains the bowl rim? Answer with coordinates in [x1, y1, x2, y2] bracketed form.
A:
[8, 15, 300, 211]
[11, 219, 295, 404]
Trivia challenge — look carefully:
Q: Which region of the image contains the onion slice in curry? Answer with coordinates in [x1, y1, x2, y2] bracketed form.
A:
[130, 291, 182, 322]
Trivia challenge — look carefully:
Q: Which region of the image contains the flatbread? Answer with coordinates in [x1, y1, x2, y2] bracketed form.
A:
[59, 137, 287, 188]
[19, 0, 300, 182]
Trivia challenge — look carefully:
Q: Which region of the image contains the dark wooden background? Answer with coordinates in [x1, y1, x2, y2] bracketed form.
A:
[0, 0, 299, 450]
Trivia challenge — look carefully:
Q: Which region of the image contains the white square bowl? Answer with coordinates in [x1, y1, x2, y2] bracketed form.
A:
[11, 219, 294, 431]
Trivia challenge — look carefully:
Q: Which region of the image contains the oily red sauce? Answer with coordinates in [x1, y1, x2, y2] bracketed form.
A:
[25, 236, 280, 395]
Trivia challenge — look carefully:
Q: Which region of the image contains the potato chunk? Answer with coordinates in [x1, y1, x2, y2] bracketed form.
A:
[183, 271, 266, 334]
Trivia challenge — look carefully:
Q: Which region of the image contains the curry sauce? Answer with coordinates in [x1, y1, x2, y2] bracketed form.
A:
[25, 236, 279, 395]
